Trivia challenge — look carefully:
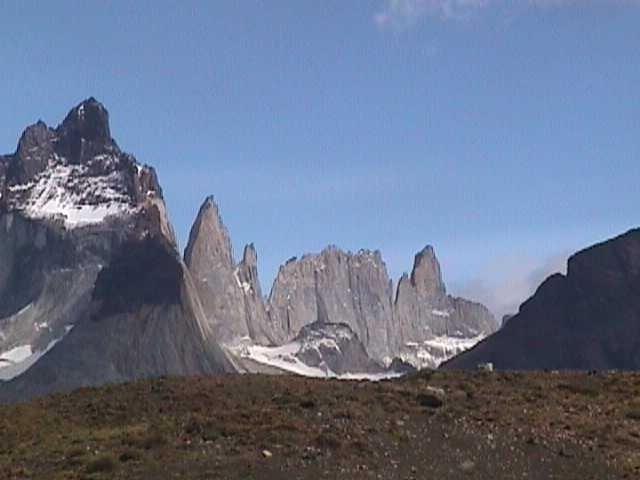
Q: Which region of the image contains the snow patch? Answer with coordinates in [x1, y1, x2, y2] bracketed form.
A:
[233, 268, 252, 294]
[400, 333, 485, 369]
[431, 309, 450, 318]
[8, 158, 137, 228]
[227, 340, 400, 381]
[0, 345, 32, 365]
[0, 325, 74, 381]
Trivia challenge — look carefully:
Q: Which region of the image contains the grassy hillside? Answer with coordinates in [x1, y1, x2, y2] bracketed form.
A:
[0, 371, 636, 479]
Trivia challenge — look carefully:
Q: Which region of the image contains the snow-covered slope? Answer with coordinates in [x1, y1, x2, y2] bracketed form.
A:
[227, 322, 404, 380]
[7, 160, 137, 228]
[1, 99, 163, 231]
[0, 326, 73, 380]
[399, 333, 485, 369]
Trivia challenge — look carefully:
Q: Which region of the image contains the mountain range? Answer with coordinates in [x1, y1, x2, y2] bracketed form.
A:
[3, 98, 639, 403]
[0, 99, 496, 402]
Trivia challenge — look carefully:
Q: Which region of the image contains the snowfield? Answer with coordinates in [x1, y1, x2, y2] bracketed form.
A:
[400, 333, 486, 369]
[226, 338, 401, 381]
[0, 326, 74, 381]
[7, 156, 139, 228]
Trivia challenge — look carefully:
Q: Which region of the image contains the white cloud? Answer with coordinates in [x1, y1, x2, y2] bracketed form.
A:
[451, 251, 569, 321]
[374, 0, 490, 29]
[374, 0, 640, 30]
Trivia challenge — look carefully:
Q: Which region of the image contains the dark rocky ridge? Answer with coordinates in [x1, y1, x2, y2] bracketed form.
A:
[1, 97, 165, 220]
[0, 235, 233, 403]
[443, 228, 640, 371]
[0, 98, 171, 361]
[92, 236, 184, 317]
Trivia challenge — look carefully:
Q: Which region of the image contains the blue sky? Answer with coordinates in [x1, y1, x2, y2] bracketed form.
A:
[1, 1, 639, 317]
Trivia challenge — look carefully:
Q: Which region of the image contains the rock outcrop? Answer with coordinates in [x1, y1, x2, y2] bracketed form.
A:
[265, 244, 496, 368]
[293, 322, 387, 375]
[184, 202, 498, 370]
[1, 236, 233, 402]
[228, 321, 398, 378]
[394, 246, 496, 368]
[236, 243, 274, 344]
[0, 99, 234, 401]
[184, 198, 272, 344]
[267, 247, 397, 361]
[443, 228, 640, 371]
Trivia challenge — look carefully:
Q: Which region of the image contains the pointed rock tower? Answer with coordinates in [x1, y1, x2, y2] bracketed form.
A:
[394, 245, 497, 368]
[184, 197, 273, 344]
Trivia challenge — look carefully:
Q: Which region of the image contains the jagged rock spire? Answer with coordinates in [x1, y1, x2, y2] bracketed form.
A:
[55, 97, 117, 164]
[184, 196, 234, 274]
[238, 243, 261, 297]
[59, 97, 112, 144]
[9, 121, 55, 184]
[410, 245, 446, 300]
[184, 196, 256, 342]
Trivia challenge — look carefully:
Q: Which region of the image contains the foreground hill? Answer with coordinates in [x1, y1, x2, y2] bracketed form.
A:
[444, 228, 640, 371]
[0, 372, 634, 479]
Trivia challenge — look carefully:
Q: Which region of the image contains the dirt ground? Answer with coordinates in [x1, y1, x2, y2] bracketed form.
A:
[1, 370, 637, 479]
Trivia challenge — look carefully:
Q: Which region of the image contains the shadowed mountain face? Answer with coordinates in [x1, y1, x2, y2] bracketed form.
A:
[443, 228, 640, 371]
[0, 236, 233, 403]
[0, 99, 234, 402]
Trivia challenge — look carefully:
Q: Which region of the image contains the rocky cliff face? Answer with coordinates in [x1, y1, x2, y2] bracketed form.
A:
[267, 247, 397, 361]
[184, 201, 497, 369]
[185, 194, 498, 369]
[237, 243, 274, 343]
[265, 244, 496, 368]
[443, 228, 640, 371]
[184, 198, 273, 344]
[0, 99, 233, 400]
[394, 246, 496, 368]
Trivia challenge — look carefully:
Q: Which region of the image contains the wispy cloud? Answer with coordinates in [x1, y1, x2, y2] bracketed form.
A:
[451, 251, 569, 321]
[374, 0, 640, 30]
[374, 0, 489, 29]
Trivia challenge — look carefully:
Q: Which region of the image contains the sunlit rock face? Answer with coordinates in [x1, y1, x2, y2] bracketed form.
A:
[267, 246, 397, 362]
[184, 197, 273, 345]
[393, 246, 497, 369]
[184, 202, 498, 370]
